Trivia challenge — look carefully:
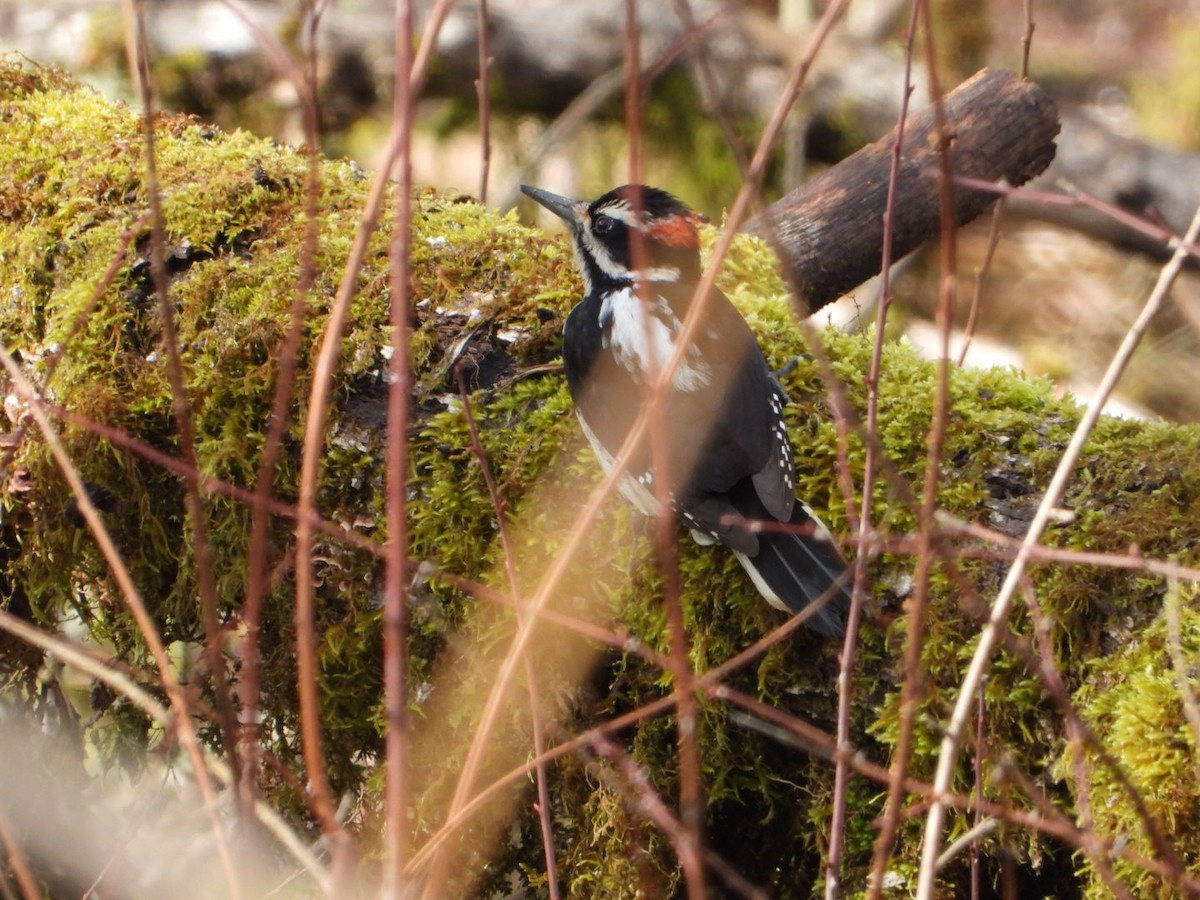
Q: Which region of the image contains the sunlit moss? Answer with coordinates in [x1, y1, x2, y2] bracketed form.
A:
[1061, 583, 1200, 898]
[2, 58, 1200, 897]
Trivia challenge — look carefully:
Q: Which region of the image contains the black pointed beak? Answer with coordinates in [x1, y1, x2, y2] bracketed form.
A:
[520, 184, 580, 224]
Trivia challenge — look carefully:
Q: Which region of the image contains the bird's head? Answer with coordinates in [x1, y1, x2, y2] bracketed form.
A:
[521, 184, 708, 292]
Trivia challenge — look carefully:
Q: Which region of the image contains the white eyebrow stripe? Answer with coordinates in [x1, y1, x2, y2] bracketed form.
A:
[592, 199, 645, 229]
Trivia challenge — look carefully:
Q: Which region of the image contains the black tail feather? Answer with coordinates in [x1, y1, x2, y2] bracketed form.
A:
[728, 483, 852, 638]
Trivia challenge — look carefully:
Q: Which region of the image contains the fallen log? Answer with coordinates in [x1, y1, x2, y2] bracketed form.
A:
[748, 68, 1060, 310]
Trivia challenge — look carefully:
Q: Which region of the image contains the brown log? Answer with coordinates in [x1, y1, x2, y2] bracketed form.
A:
[748, 68, 1060, 312]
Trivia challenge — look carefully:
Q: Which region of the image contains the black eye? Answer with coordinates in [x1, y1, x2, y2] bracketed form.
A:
[593, 215, 615, 235]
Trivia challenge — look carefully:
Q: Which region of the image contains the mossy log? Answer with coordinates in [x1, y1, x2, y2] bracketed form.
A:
[0, 59, 1198, 898]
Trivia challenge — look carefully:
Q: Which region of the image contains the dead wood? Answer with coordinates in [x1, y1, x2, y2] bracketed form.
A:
[746, 68, 1060, 311]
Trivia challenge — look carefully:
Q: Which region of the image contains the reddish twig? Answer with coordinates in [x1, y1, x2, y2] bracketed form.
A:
[49, 405, 383, 556]
[868, 3, 958, 894]
[290, 0, 456, 860]
[475, 0, 491, 203]
[829, 1, 920, 894]
[450, 364, 562, 898]
[915, 195, 1200, 898]
[0, 804, 39, 900]
[956, 197, 1005, 367]
[1023, 587, 1138, 899]
[0, 343, 239, 896]
[406, 565, 846, 878]
[383, 1, 416, 894]
[623, 2, 706, 896]
[931, 512, 1200, 582]
[954, 175, 1200, 258]
[588, 733, 770, 900]
[503, 4, 731, 209]
[118, 3, 242, 893]
[122, 0, 243, 807]
[237, 0, 327, 824]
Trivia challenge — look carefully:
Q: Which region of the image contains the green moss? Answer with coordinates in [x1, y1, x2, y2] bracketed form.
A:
[3, 58, 1200, 897]
[1063, 583, 1200, 898]
[1130, 21, 1200, 150]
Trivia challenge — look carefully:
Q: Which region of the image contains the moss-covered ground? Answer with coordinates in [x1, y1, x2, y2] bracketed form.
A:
[0, 58, 1198, 897]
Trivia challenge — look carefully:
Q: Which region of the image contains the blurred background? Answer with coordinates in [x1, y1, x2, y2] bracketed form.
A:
[3, 0, 1199, 420]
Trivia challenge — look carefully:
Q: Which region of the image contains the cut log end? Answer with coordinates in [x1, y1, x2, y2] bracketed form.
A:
[747, 68, 1061, 312]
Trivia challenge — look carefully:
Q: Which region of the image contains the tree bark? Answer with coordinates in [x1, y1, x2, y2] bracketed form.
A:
[747, 68, 1060, 311]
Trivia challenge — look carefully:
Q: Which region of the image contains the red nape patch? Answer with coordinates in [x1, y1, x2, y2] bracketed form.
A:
[649, 213, 704, 248]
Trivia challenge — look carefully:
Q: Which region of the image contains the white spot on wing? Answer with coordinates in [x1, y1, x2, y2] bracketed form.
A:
[577, 412, 661, 517]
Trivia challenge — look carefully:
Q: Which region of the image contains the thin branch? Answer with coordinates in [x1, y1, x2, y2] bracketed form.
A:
[475, 0, 491, 203]
[956, 197, 1006, 367]
[1023, 587, 1137, 899]
[452, 365, 561, 898]
[1020, 0, 1035, 80]
[290, 0, 456, 851]
[382, 0, 416, 894]
[237, 0, 327, 823]
[930, 512, 1200, 583]
[502, 3, 731, 209]
[869, 2, 958, 893]
[955, 175, 1200, 258]
[623, 1, 705, 895]
[0, 806, 39, 900]
[51, 405, 384, 558]
[914, 197, 1200, 899]
[588, 734, 769, 900]
[829, 0, 919, 894]
[0, 340, 239, 897]
[0, 607, 332, 894]
[121, 0, 243, 813]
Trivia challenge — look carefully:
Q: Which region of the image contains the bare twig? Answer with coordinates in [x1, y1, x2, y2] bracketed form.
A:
[622, 2, 706, 895]
[1020, 0, 1035, 80]
[121, 0, 243, 815]
[0, 607, 332, 893]
[869, 3, 958, 894]
[936, 817, 998, 872]
[955, 175, 1200, 258]
[0, 341, 239, 896]
[290, 0, 456, 859]
[382, 0, 416, 894]
[406, 550, 842, 878]
[588, 734, 769, 900]
[50, 405, 383, 557]
[452, 365, 561, 898]
[475, 0, 491, 203]
[829, 1, 919, 894]
[970, 682, 985, 900]
[502, 4, 731, 209]
[237, 0, 327, 823]
[1023, 587, 1137, 899]
[956, 198, 1006, 367]
[914, 195, 1200, 899]
[0, 805, 39, 900]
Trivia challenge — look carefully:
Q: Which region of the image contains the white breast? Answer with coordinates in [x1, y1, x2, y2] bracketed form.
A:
[598, 286, 711, 392]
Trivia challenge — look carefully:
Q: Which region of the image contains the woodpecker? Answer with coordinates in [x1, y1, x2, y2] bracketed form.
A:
[521, 183, 850, 637]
